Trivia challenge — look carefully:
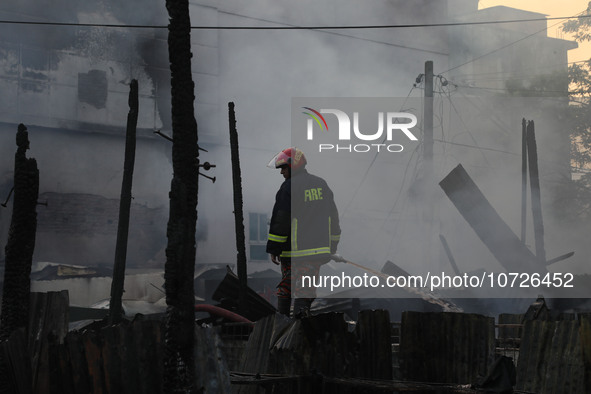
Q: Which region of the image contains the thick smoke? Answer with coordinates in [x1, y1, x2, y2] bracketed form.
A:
[0, 0, 586, 303]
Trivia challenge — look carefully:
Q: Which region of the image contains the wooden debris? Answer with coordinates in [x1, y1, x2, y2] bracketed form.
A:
[212, 267, 276, 321]
[439, 164, 543, 274]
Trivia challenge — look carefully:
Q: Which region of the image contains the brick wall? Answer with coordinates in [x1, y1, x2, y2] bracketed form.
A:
[34, 192, 167, 267]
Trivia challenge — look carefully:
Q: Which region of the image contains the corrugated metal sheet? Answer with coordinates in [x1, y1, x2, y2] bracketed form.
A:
[270, 312, 356, 377]
[497, 313, 523, 363]
[399, 311, 496, 384]
[580, 313, 591, 391]
[236, 313, 291, 394]
[194, 326, 232, 393]
[516, 319, 586, 393]
[234, 311, 393, 393]
[356, 309, 392, 380]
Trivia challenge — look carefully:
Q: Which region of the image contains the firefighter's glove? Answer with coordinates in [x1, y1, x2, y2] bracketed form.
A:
[331, 254, 347, 263]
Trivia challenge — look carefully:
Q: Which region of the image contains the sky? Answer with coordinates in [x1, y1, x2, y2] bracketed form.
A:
[480, 0, 591, 62]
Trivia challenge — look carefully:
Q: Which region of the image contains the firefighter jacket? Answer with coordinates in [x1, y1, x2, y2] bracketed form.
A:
[266, 169, 341, 261]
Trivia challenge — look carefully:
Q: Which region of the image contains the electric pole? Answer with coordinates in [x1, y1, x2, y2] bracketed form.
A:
[423, 60, 436, 269]
[424, 60, 434, 171]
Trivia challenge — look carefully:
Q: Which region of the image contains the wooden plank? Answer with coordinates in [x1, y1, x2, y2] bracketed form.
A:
[526, 120, 546, 262]
[82, 329, 107, 394]
[439, 164, 544, 274]
[51, 336, 75, 394]
[100, 325, 124, 392]
[521, 118, 527, 243]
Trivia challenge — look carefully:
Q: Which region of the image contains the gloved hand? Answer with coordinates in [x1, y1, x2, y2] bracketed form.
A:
[271, 254, 281, 265]
[331, 254, 347, 263]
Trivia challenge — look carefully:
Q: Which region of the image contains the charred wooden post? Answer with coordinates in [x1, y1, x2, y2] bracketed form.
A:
[526, 120, 546, 263]
[163, 0, 200, 391]
[109, 79, 139, 324]
[0, 124, 39, 393]
[0, 124, 39, 341]
[228, 102, 248, 309]
[521, 118, 527, 244]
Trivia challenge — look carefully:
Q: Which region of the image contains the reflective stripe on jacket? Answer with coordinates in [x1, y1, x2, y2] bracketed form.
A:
[266, 169, 340, 260]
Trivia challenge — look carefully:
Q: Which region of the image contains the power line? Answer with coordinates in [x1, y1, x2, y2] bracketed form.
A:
[434, 138, 519, 156]
[442, 89, 491, 166]
[0, 13, 591, 30]
[441, 10, 583, 75]
[454, 83, 584, 95]
[340, 85, 418, 218]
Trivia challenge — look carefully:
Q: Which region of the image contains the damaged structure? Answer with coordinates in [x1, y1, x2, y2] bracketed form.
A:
[0, 0, 590, 393]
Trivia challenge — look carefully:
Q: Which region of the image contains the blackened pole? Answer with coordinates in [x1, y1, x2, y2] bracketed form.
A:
[109, 79, 138, 324]
[526, 120, 546, 263]
[164, 0, 199, 391]
[228, 102, 248, 308]
[0, 125, 38, 342]
[521, 119, 527, 243]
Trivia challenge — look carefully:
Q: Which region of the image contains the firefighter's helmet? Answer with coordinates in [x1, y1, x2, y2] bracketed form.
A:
[267, 147, 307, 170]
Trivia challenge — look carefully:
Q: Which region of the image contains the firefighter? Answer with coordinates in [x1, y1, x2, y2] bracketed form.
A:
[266, 147, 341, 317]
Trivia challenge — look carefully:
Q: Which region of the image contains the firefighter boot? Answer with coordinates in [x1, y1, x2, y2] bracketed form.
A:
[293, 298, 313, 318]
[277, 297, 291, 316]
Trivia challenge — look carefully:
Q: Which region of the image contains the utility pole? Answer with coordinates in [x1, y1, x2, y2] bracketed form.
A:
[424, 61, 434, 171]
[423, 61, 436, 268]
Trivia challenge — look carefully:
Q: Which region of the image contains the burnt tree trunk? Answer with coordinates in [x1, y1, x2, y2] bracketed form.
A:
[0, 124, 39, 340]
[109, 79, 139, 324]
[163, 0, 199, 392]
